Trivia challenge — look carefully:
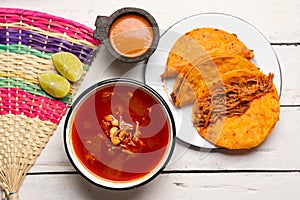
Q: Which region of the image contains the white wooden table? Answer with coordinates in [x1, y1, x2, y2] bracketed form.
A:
[1, 0, 300, 199]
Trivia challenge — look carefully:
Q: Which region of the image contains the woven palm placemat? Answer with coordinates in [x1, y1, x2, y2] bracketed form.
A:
[0, 8, 99, 199]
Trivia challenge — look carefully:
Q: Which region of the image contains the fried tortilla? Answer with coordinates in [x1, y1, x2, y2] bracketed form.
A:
[171, 56, 260, 107]
[161, 28, 254, 78]
[192, 69, 280, 149]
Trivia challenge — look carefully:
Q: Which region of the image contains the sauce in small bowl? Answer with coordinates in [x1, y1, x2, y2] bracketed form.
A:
[64, 79, 175, 189]
[109, 14, 154, 58]
[94, 8, 159, 63]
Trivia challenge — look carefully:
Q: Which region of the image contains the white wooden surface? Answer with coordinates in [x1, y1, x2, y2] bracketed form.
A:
[1, 0, 300, 199]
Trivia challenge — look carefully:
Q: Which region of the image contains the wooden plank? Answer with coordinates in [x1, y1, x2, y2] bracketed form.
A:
[167, 107, 300, 171]
[31, 106, 300, 173]
[274, 46, 300, 105]
[1, 0, 300, 42]
[8, 173, 300, 199]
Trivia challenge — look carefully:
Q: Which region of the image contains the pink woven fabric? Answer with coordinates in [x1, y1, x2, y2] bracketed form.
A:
[0, 88, 69, 124]
[0, 7, 99, 45]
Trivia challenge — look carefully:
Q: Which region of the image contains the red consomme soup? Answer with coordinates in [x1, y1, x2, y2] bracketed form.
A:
[70, 82, 171, 182]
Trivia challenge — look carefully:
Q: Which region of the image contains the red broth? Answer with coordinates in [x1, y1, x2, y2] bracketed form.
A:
[71, 83, 170, 182]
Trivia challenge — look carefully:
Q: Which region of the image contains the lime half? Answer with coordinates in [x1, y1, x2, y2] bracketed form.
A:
[52, 52, 83, 82]
[39, 73, 70, 98]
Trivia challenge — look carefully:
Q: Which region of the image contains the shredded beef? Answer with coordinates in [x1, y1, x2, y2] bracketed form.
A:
[193, 73, 274, 128]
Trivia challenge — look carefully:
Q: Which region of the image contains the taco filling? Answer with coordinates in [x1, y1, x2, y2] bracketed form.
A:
[193, 73, 274, 129]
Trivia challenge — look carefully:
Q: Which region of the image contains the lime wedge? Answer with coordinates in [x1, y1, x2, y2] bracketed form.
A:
[52, 52, 83, 82]
[38, 73, 70, 98]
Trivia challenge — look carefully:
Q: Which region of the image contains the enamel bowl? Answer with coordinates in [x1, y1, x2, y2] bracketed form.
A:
[64, 78, 175, 189]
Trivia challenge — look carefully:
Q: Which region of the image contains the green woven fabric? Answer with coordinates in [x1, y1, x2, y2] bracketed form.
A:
[0, 44, 89, 70]
[0, 44, 52, 59]
[0, 76, 72, 104]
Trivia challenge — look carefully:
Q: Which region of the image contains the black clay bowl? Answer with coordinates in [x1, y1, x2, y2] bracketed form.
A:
[94, 7, 160, 63]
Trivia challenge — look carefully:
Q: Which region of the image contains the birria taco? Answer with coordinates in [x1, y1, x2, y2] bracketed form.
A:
[161, 27, 254, 78]
[192, 69, 280, 149]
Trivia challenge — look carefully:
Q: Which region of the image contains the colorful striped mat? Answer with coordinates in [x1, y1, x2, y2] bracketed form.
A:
[0, 7, 99, 199]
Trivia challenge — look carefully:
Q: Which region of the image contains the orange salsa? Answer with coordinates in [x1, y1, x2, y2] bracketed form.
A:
[71, 84, 170, 182]
[109, 14, 154, 58]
